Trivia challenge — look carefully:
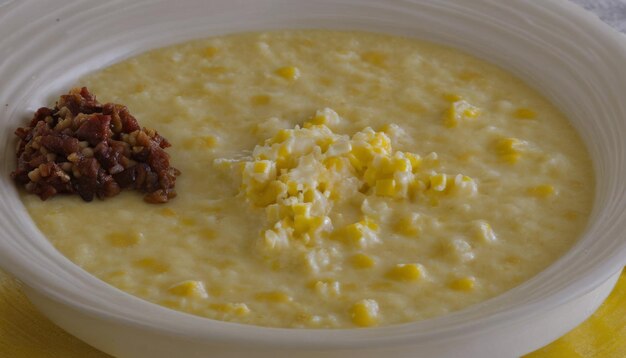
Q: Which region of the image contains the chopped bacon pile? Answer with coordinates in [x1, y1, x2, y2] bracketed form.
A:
[11, 87, 180, 203]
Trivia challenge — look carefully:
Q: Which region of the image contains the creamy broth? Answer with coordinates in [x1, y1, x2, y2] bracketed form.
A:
[23, 30, 593, 328]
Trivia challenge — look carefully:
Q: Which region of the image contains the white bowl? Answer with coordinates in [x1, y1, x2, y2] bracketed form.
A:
[1, 1, 625, 357]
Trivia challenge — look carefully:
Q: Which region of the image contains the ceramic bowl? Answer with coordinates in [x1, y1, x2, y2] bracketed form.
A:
[1, 1, 625, 357]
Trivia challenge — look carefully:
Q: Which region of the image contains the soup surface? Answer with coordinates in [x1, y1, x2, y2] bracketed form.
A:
[22, 30, 593, 328]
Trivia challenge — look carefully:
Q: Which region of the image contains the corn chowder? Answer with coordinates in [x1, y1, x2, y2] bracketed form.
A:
[22, 30, 594, 328]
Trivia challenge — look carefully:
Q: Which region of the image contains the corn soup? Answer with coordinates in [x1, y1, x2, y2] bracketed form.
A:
[22, 30, 594, 328]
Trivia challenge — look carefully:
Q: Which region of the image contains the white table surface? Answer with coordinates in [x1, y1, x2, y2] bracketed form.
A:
[571, 0, 626, 32]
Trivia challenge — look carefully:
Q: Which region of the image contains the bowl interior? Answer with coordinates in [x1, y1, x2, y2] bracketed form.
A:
[0, 0, 625, 349]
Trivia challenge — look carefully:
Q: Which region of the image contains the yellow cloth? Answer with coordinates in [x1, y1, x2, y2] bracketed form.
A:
[526, 268, 626, 358]
[0, 269, 624, 357]
[0, 271, 108, 357]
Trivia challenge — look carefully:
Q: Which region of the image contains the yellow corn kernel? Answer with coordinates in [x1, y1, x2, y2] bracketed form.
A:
[318, 181, 329, 193]
[255, 291, 293, 303]
[501, 152, 521, 164]
[295, 312, 316, 325]
[564, 210, 579, 221]
[294, 215, 324, 235]
[513, 108, 537, 119]
[202, 46, 219, 58]
[450, 174, 477, 197]
[450, 276, 476, 291]
[275, 66, 301, 80]
[105, 270, 127, 280]
[198, 228, 216, 240]
[133, 83, 145, 93]
[457, 152, 474, 162]
[265, 204, 281, 222]
[369, 154, 392, 178]
[495, 137, 522, 152]
[361, 51, 387, 67]
[253, 160, 271, 174]
[405, 153, 422, 172]
[247, 180, 283, 207]
[494, 137, 524, 164]
[271, 129, 293, 144]
[306, 278, 335, 288]
[168, 280, 208, 298]
[133, 258, 170, 274]
[393, 216, 421, 237]
[429, 173, 447, 192]
[347, 153, 365, 173]
[317, 181, 333, 196]
[390, 157, 411, 172]
[463, 107, 480, 118]
[106, 231, 143, 248]
[180, 217, 197, 226]
[285, 180, 300, 196]
[361, 217, 379, 231]
[458, 175, 473, 183]
[204, 66, 228, 74]
[343, 223, 364, 243]
[443, 100, 480, 128]
[276, 146, 290, 162]
[275, 145, 292, 169]
[251, 94, 271, 106]
[328, 188, 341, 201]
[309, 279, 341, 297]
[182, 136, 217, 149]
[310, 113, 327, 125]
[370, 132, 392, 153]
[303, 188, 316, 203]
[351, 299, 379, 327]
[386, 263, 424, 281]
[102, 270, 130, 290]
[504, 255, 522, 265]
[528, 184, 556, 198]
[408, 178, 427, 198]
[159, 207, 177, 217]
[362, 167, 379, 188]
[200, 135, 217, 148]
[351, 253, 375, 269]
[292, 203, 311, 216]
[351, 145, 374, 164]
[209, 302, 251, 316]
[319, 76, 333, 86]
[323, 157, 344, 170]
[458, 71, 481, 81]
[379, 123, 393, 134]
[334, 219, 376, 245]
[375, 179, 396, 197]
[306, 279, 321, 290]
[269, 260, 283, 271]
[443, 107, 458, 128]
[317, 137, 334, 152]
[473, 220, 497, 243]
[443, 93, 462, 102]
[181, 137, 197, 150]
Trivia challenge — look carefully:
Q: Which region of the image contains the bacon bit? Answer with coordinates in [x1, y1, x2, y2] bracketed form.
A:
[11, 87, 180, 203]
